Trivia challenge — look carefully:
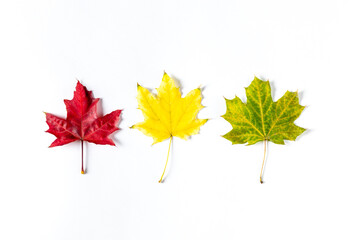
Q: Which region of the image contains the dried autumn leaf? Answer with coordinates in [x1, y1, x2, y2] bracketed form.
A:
[222, 76, 306, 183]
[45, 81, 121, 174]
[131, 72, 207, 182]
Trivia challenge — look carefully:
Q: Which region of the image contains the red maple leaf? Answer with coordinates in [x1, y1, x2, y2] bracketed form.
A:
[45, 81, 121, 174]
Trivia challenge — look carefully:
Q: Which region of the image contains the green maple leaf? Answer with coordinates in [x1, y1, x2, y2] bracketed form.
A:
[222, 76, 306, 183]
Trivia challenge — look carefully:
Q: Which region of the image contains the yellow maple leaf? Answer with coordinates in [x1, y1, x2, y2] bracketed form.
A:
[131, 72, 207, 182]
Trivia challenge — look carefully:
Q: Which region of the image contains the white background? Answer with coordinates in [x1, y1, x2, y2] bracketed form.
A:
[0, 0, 359, 239]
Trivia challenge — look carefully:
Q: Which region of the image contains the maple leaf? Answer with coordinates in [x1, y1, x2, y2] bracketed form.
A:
[222, 76, 306, 183]
[131, 72, 207, 182]
[45, 81, 121, 174]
